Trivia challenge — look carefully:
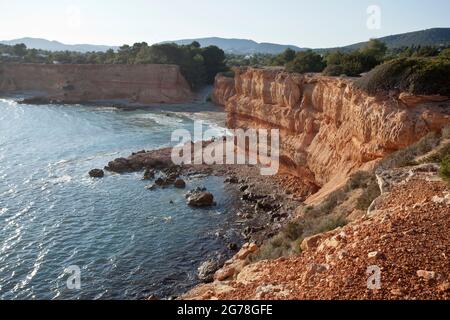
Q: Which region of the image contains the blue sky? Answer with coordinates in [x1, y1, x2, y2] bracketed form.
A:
[1, 0, 449, 48]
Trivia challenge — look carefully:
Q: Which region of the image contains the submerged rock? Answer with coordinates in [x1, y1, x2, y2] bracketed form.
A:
[89, 169, 104, 178]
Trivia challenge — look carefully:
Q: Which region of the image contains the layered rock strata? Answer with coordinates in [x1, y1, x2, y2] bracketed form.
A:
[214, 67, 450, 202]
[0, 63, 193, 104]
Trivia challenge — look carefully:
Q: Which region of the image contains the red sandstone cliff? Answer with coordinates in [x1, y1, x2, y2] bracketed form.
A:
[216, 67, 450, 203]
[0, 63, 193, 104]
[211, 73, 235, 106]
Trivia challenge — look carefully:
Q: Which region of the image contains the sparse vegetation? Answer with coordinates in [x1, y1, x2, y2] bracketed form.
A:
[314, 216, 348, 234]
[354, 57, 450, 96]
[249, 213, 349, 262]
[442, 125, 450, 139]
[440, 155, 450, 184]
[378, 132, 440, 170]
[419, 143, 450, 164]
[356, 177, 381, 210]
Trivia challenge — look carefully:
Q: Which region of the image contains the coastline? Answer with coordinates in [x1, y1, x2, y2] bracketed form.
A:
[100, 140, 306, 299]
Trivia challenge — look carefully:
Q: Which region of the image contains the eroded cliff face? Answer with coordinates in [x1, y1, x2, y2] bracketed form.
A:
[0, 63, 193, 104]
[219, 67, 450, 202]
[211, 74, 236, 106]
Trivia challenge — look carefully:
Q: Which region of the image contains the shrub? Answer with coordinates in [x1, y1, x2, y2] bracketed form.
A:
[440, 155, 450, 184]
[378, 132, 440, 170]
[356, 177, 381, 210]
[442, 126, 450, 139]
[251, 235, 291, 261]
[286, 50, 326, 74]
[323, 51, 379, 76]
[420, 143, 450, 164]
[283, 221, 304, 241]
[355, 57, 450, 96]
[250, 213, 350, 262]
[220, 70, 235, 78]
[323, 64, 345, 77]
[347, 171, 373, 190]
[315, 216, 348, 234]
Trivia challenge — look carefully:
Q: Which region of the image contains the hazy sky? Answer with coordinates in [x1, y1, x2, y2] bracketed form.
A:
[1, 0, 449, 48]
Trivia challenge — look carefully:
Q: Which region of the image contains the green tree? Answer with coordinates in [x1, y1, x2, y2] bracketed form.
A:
[281, 48, 296, 63]
[103, 49, 116, 64]
[134, 45, 152, 64]
[200, 46, 227, 83]
[439, 48, 450, 61]
[24, 48, 39, 62]
[286, 50, 326, 74]
[323, 50, 378, 76]
[360, 39, 387, 62]
[13, 43, 27, 57]
[115, 45, 132, 64]
[190, 41, 201, 49]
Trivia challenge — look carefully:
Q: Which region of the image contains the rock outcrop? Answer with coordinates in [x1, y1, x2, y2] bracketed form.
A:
[0, 63, 193, 104]
[211, 74, 235, 106]
[218, 67, 450, 203]
[88, 169, 104, 178]
[186, 188, 215, 207]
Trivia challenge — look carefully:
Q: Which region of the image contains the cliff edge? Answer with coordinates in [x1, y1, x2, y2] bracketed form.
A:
[214, 67, 450, 203]
[0, 63, 193, 104]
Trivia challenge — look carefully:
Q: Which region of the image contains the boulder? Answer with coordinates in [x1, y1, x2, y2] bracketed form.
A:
[106, 158, 130, 173]
[89, 169, 104, 178]
[198, 260, 220, 283]
[301, 233, 326, 252]
[186, 189, 215, 207]
[236, 243, 258, 260]
[174, 179, 186, 189]
[417, 270, 436, 281]
[214, 266, 236, 282]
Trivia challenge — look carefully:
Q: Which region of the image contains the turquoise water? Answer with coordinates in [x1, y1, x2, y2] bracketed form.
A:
[0, 97, 241, 300]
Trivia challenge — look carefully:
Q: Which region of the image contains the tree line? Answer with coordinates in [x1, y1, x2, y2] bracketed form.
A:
[1, 39, 449, 94]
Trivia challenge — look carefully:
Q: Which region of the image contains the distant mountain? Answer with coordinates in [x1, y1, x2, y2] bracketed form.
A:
[3, 28, 449, 56]
[162, 37, 307, 55]
[320, 28, 450, 52]
[0, 37, 118, 53]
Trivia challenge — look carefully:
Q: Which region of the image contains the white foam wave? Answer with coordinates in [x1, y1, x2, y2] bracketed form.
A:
[133, 113, 183, 126]
[0, 98, 18, 107]
[48, 175, 73, 185]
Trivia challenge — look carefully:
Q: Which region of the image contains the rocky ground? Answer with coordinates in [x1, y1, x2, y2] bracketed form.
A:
[182, 167, 449, 300]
